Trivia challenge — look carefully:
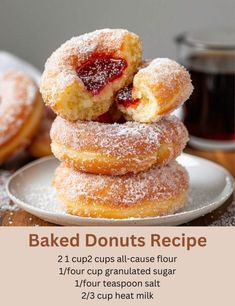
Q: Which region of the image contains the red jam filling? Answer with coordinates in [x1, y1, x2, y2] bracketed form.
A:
[76, 56, 127, 95]
[115, 84, 140, 108]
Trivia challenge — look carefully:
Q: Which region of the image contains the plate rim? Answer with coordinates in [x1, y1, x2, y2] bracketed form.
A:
[6, 153, 234, 224]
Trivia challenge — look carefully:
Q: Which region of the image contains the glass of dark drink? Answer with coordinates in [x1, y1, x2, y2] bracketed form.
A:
[175, 28, 235, 150]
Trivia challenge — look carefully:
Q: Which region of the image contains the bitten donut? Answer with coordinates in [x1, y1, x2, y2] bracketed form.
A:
[0, 70, 44, 162]
[116, 58, 193, 123]
[53, 161, 189, 219]
[50, 115, 188, 175]
[28, 107, 55, 157]
[40, 29, 142, 121]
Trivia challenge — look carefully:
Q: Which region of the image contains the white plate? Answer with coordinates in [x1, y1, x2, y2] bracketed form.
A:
[6, 154, 234, 226]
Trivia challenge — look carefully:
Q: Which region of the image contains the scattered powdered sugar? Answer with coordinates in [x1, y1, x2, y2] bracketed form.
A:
[12, 183, 65, 213]
[182, 187, 235, 226]
[0, 170, 18, 211]
[210, 198, 235, 226]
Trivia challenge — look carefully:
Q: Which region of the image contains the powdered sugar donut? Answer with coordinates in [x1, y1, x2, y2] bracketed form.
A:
[0, 70, 44, 162]
[116, 58, 193, 123]
[50, 115, 188, 175]
[40, 29, 142, 121]
[53, 161, 189, 219]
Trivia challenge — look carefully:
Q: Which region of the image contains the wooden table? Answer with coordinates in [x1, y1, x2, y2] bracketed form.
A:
[0, 148, 234, 226]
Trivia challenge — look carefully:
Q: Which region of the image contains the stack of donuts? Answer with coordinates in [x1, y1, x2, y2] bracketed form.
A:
[40, 29, 193, 219]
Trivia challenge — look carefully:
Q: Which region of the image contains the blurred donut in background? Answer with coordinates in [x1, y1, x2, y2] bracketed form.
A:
[0, 70, 44, 163]
[28, 107, 55, 158]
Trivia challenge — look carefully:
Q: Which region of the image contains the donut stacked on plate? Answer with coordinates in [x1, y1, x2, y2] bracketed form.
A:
[40, 29, 193, 219]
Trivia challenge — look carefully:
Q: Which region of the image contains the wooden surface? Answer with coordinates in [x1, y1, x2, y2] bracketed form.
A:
[0, 148, 234, 227]
[185, 148, 235, 177]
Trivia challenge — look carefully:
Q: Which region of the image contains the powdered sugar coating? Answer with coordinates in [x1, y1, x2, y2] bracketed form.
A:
[54, 161, 189, 206]
[76, 57, 127, 95]
[0, 170, 18, 211]
[51, 115, 188, 158]
[40, 29, 141, 107]
[116, 58, 193, 123]
[135, 58, 193, 106]
[0, 70, 38, 145]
